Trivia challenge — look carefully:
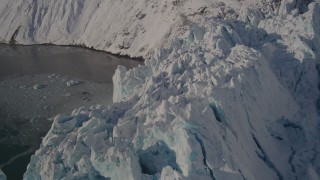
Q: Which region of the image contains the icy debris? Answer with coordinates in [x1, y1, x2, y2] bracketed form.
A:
[32, 84, 46, 90]
[66, 80, 82, 87]
[43, 105, 53, 111]
[47, 74, 57, 79]
[64, 93, 72, 97]
[18, 85, 27, 89]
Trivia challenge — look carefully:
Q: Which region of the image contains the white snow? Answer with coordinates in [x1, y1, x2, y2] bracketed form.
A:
[1, 0, 319, 180]
[0, 0, 213, 58]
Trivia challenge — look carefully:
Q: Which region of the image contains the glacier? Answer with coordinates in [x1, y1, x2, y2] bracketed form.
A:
[0, 0, 320, 179]
[0, 170, 5, 180]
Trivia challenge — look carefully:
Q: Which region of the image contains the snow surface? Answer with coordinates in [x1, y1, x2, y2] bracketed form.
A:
[0, 0, 212, 58]
[1, 0, 320, 179]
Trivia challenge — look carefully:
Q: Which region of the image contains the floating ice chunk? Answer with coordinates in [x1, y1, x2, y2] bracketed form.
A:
[66, 80, 82, 87]
[19, 85, 27, 89]
[32, 84, 46, 89]
[48, 74, 57, 78]
[64, 93, 72, 97]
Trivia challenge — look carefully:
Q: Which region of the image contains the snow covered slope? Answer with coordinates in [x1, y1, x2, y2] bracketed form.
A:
[1, 0, 319, 179]
[0, 0, 213, 58]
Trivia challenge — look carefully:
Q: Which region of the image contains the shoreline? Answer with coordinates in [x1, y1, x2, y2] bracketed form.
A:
[0, 42, 145, 63]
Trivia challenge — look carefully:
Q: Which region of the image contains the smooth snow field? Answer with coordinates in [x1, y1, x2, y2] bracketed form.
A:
[0, 44, 141, 179]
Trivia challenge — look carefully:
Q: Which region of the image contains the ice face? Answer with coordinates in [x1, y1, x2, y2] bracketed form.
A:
[5, 0, 318, 179]
[0, 170, 6, 180]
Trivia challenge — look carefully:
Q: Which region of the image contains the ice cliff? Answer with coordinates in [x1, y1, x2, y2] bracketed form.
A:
[0, 170, 5, 180]
[1, 0, 319, 179]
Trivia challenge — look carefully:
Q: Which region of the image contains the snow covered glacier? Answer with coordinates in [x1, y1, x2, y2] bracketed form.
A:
[0, 0, 320, 179]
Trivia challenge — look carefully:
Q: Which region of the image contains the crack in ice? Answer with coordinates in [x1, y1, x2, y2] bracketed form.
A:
[251, 133, 284, 180]
[193, 133, 216, 180]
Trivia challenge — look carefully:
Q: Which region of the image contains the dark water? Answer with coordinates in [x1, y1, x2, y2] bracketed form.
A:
[0, 110, 31, 180]
[0, 44, 143, 179]
[0, 44, 142, 83]
[0, 143, 27, 164]
[2, 153, 32, 180]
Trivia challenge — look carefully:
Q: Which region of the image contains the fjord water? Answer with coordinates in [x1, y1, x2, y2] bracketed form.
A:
[0, 44, 142, 179]
[0, 44, 141, 83]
